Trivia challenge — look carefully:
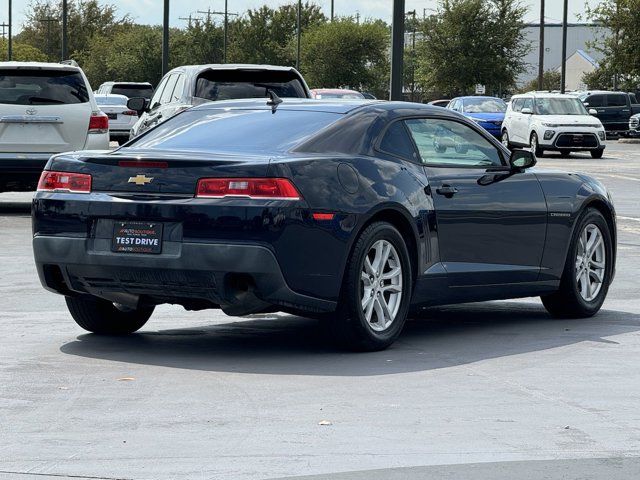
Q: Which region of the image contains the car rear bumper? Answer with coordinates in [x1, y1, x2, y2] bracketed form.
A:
[33, 235, 338, 315]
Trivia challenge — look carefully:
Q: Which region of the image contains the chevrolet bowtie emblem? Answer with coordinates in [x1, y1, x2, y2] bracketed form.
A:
[128, 174, 154, 186]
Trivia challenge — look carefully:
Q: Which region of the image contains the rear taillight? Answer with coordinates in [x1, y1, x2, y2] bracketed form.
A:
[196, 178, 301, 200]
[122, 110, 138, 116]
[88, 112, 109, 134]
[37, 171, 92, 193]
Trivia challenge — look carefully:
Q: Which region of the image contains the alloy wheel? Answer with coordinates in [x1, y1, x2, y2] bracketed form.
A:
[575, 223, 606, 302]
[360, 239, 403, 332]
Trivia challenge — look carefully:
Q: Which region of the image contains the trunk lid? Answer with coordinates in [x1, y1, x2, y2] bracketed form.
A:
[49, 148, 272, 195]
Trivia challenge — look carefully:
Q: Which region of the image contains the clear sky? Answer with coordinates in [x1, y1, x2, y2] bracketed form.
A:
[3, 0, 600, 32]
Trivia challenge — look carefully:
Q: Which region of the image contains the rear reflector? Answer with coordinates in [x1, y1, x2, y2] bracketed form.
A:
[312, 213, 335, 221]
[196, 178, 301, 200]
[88, 112, 109, 134]
[37, 171, 92, 193]
[118, 161, 168, 169]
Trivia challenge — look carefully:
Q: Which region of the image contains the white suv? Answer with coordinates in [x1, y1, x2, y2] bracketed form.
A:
[501, 92, 606, 159]
[0, 61, 109, 192]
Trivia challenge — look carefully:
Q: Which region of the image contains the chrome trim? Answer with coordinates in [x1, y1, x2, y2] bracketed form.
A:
[0, 115, 63, 124]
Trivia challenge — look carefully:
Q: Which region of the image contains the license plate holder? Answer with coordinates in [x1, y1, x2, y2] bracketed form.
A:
[112, 221, 163, 254]
[107, 113, 118, 120]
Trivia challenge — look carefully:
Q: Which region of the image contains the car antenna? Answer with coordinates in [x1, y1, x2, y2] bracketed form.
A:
[266, 89, 283, 114]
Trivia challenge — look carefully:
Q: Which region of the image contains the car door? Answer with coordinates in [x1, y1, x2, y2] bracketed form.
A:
[404, 117, 548, 286]
[515, 97, 534, 145]
[507, 98, 524, 144]
[605, 93, 630, 130]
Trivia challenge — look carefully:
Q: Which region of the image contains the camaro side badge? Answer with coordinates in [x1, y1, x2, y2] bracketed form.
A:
[549, 212, 571, 218]
[128, 174, 154, 186]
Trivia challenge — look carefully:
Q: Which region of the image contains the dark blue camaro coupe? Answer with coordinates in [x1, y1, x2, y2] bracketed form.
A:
[32, 99, 616, 351]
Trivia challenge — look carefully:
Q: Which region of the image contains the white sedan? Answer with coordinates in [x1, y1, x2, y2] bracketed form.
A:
[95, 94, 138, 144]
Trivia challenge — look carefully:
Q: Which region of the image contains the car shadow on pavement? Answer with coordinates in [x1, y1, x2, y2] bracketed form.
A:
[59, 300, 640, 377]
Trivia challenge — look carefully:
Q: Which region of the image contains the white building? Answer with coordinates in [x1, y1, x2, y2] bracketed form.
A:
[555, 50, 599, 91]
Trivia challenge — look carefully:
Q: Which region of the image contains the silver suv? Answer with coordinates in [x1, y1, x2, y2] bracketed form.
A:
[128, 64, 311, 138]
[0, 61, 109, 192]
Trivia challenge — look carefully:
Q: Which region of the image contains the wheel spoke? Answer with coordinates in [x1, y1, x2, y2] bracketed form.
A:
[373, 295, 386, 327]
[590, 259, 605, 269]
[378, 294, 393, 322]
[382, 283, 402, 294]
[590, 268, 604, 283]
[381, 266, 401, 281]
[361, 271, 372, 285]
[364, 293, 375, 322]
[584, 269, 592, 299]
[588, 235, 602, 258]
[363, 257, 375, 276]
[575, 266, 584, 283]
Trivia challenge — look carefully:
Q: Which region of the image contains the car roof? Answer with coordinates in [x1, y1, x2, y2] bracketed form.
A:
[456, 95, 504, 101]
[190, 98, 458, 116]
[311, 88, 361, 94]
[0, 61, 80, 71]
[168, 64, 301, 75]
[95, 93, 129, 99]
[102, 81, 153, 86]
[512, 92, 578, 99]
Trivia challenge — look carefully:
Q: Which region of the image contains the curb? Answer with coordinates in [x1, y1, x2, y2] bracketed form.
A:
[617, 138, 640, 144]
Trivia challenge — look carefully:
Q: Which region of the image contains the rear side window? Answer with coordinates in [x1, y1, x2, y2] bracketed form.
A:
[606, 94, 627, 107]
[111, 84, 154, 99]
[0, 69, 89, 105]
[195, 70, 307, 101]
[160, 75, 178, 104]
[512, 99, 524, 112]
[379, 121, 418, 161]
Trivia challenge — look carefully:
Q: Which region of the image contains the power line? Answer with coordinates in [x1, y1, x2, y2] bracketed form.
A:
[197, 5, 238, 63]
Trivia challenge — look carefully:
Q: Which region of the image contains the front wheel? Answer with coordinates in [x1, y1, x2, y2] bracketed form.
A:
[66, 296, 154, 334]
[501, 130, 511, 150]
[591, 148, 605, 159]
[530, 132, 544, 157]
[541, 209, 613, 318]
[329, 222, 413, 351]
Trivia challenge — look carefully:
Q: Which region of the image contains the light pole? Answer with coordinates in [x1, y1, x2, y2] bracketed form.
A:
[296, 0, 301, 70]
[560, 0, 568, 93]
[331, 0, 334, 21]
[390, 0, 405, 100]
[162, 0, 169, 75]
[7, 0, 11, 60]
[62, 0, 68, 60]
[537, 0, 545, 91]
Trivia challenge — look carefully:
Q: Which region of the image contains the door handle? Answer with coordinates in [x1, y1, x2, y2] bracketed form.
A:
[436, 184, 458, 197]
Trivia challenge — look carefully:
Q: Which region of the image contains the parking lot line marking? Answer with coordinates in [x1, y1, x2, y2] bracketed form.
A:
[595, 174, 640, 182]
[618, 216, 640, 223]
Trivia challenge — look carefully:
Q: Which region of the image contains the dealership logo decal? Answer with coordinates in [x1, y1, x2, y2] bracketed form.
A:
[25, 108, 37, 115]
[128, 174, 154, 186]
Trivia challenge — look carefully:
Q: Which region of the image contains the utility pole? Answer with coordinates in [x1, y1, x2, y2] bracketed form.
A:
[537, 0, 545, 91]
[7, 0, 11, 60]
[296, 0, 301, 70]
[331, 0, 334, 21]
[390, 0, 405, 100]
[162, 0, 169, 76]
[178, 13, 195, 28]
[197, 6, 238, 63]
[61, 0, 68, 60]
[355, 11, 360, 25]
[560, 0, 568, 93]
[0, 21, 8, 58]
[407, 10, 416, 102]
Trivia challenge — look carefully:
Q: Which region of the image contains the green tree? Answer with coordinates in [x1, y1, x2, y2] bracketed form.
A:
[520, 70, 562, 92]
[17, 0, 131, 61]
[300, 18, 389, 97]
[416, 0, 530, 97]
[0, 39, 47, 62]
[585, 0, 640, 91]
[229, 2, 326, 66]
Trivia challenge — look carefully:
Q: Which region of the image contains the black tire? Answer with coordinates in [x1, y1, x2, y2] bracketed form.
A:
[66, 296, 154, 334]
[541, 208, 613, 318]
[591, 148, 605, 159]
[329, 222, 413, 351]
[501, 130, 511, 150]
[530, 132, 544, 157]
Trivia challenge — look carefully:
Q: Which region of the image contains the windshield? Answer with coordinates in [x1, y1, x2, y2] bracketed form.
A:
[0, 69, 89, 105]
[315, 92, 364, 99]
[535, 97, 588, 115]
[130, 109, 340, 153]
[195, 70, 307, 101]
[111, 85, 154, 99]
[462, 97, 507, 113]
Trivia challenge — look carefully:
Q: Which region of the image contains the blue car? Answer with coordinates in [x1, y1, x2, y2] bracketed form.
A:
[447, 96, 507, 138]
[32, 99, 616, 351]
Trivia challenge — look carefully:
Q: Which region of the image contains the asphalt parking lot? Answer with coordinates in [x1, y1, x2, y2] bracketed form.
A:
[1, 142, 640, 479]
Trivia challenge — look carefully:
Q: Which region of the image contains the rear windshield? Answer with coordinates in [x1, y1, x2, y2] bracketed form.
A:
[130, 109, 340, 153]
[0, 69, 89, 105]
[195, 70, 307, 101]
[96, 95, 128, 106]
[111, 85, 154, 99]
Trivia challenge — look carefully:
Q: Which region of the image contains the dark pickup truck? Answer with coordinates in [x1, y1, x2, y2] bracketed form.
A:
[577, 91, 640, 135]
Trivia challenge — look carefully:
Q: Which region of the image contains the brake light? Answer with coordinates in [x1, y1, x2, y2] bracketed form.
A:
[196, 178, 301, 200]
[88, 112, 109, 134]
[122, 110, 138, 116]
[37, 171, 92, 193]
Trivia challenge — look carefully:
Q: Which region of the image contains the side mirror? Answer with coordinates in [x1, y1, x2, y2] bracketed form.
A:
[583, 102, 590, 107]
[588, 108, 598, 115]
[510, 149, 536, 170]
[521, 107, 533, 114]
[127, 97, 149, 115]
